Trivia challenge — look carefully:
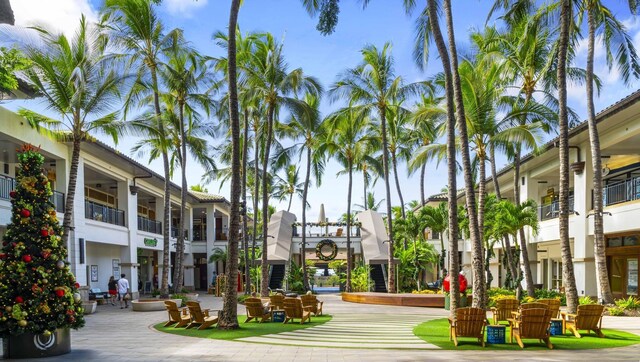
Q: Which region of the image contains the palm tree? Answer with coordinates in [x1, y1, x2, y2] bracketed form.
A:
[420, 203, 448, 282]
[161, 45, 216, 292]
[17, 15, 124, 260]
[331, 43, 421, 293]
[101, 0, 179, 297]
[581, 0, 639, 304]
[355, 192, 384, 211]
[320, 109, 373, 292]
[243, 33, 322, 297]
[272, 165, 305, 212]
[281, 93, 325, 290]
[219, 0, 242, 329]
[384, 104, 413, 221]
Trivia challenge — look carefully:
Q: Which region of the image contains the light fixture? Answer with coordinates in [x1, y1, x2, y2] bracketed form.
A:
[602, 165, 610, 176]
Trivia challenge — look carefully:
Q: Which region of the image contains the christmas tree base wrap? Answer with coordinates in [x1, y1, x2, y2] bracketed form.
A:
[3, 328, 70, 359]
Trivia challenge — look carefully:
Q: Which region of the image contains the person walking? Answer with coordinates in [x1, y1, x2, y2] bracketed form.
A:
[117, 273, 130, 309]
[108, 276, 117, 306]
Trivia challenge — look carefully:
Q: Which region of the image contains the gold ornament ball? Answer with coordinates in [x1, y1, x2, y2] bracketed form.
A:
[42, 330, 52, 337]
[73, 293, 81, 302]
[18, 320, 27, 327]
[5, 306, 11, 312]
[56, 260, 65, 269]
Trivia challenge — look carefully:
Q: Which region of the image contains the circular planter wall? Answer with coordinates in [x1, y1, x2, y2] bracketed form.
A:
[131, 299, 183, 312]
[3, 328, 70, 359]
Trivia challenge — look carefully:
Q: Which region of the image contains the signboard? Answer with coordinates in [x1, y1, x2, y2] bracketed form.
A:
[144, 238, 158, 247]
[112, 258, 120, 279]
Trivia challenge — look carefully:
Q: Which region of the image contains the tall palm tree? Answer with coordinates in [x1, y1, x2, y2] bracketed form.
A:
[17, 15, 124, 261]
[581, 0, 639, 304]
[320, 109, 373, 292]
[219, 0, 242, 329]
[355, 192, 384, 211]
[243, 33, 322, 296]
[161, 45, 216, 292]
[385, 104, 413, 221]
[281, 93, 325, 290]
[420, 203, 448, 282]
[331, 43, 421, 293]
[272, 165, 305, 212]
[101, 0, 179, 297]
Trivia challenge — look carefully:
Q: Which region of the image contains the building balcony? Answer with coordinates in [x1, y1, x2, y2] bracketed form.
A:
[170, 226, 189, 240]
[603, 176, 640, 207]
[85, 200, 125, 226]
[538, 197, 575, 221]
[137, 215, 162, 235]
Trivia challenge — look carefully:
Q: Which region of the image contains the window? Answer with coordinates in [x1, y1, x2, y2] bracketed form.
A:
[608, 237, 623, 247]
[624, 235, 639, 247]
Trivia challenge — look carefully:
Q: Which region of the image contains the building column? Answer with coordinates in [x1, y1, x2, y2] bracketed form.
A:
[118, 179, 139, 299]
[183, 207, 195, 290]
[520, 171, 540, 289]
[573, 145, 596, 297]
[206, 205, 216, 280]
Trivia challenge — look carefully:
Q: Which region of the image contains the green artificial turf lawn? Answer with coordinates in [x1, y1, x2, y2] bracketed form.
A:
[155, 315, 332, 340]
[414, 318, 640, 350]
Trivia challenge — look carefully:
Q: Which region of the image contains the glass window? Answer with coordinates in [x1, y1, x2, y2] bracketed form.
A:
[608, 237, 622, 247]
[624, 235, 639, 246]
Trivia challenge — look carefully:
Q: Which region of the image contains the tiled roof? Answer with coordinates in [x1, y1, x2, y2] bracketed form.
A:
[188, 190, 227, 203]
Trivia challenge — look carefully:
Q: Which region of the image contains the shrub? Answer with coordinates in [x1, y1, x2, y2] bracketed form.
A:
[488, 294, 517, 308]
[237, 294, 251, 305]
[615, 296, 640, 310]
[534, 289, 566, 306]
[151, 289, 160, 297]
[412, 289, 443, 294]
[608, 306, 626, 316]
[487, 287, 515, 298]
[170, 293, 188, 307]
[579, 296, 596, 305]
[522, 296, 536, 304]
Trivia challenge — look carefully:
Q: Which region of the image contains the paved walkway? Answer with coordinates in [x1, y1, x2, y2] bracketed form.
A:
[4, 294, 640, 361]
[239, 313, 437, 349]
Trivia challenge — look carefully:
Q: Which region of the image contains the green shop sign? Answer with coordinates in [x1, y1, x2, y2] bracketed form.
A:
[144, 238, 158, 247]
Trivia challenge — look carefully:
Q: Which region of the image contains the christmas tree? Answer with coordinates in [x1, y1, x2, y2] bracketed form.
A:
[0, 144, 84, 336]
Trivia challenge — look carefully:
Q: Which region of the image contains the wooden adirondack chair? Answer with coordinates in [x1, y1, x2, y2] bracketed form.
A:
[562, 304, 605, 338]
[163, 300, 190, 328]
[244, 297, 271, 323]
[520, 302, 548, 311]
[283, 297, 312, 325]
[186, 301, 218, 330]
[537, 299, 562, 318]
[448, 307, 487, 347]
[510, 308, 553, 349]
[335, 228, 343, 237]
[491, 298, 520, 325]
[269, 294, 285, 311]
[300, 294, 323, 316]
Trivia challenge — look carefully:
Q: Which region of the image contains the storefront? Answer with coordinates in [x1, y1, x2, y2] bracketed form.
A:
[606, 233, 639, 299]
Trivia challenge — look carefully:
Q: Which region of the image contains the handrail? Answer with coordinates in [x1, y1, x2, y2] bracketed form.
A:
[85, 200, 125, 226]
[137, 215, 162, 235]
[538, 197, 575, 221]
[603, 177, 640, 206]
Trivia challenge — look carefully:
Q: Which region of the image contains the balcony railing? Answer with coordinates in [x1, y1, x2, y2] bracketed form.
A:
[603, 177, 640, 206]
[538, 197, 575, 221]
[170, 226, 189, 240]
[85, 200, 125, 226]
[0, 176, 16, 200]
[192, 225, 206, 241]
[50, 191, 65, 213]
[137, 215, 162, 235]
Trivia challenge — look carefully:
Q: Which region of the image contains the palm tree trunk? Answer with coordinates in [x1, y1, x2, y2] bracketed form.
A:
[219, 0, 241, 329]
[557, 0, 579, 314]
[490, 146, 501, 199]
[61, 134, 80, 248]
[363, 169, 368, 210]
[252, 121, 260, 269]
[242, 109, 251, 295]
[0, 0, 14, 25]
[379, 108, 395, 293]
[513, 150, 535, 297]
[478, 154, 486, 247]
[443, 0, 485, 309]
[260, 104, 275, 297]
[346, 160, 353, 292]
[420, 162, 426, 206]
[287, 193, 293, 212]
[428, 0, 458, 314]
[503, 235, 517, 288]
[301, 145, 312, 291]
[586, 6, 613, 304]
[173, 101, 187, 292]
[391, 150, 406, 223]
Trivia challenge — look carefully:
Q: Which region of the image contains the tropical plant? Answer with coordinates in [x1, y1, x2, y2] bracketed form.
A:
[320, 108, 373, 292]
[16, 15, 124, 264]
[272, 165, 305, 212]
[0, 47, 29, 98]
[420, 203, 448, 282]
[101, 0, 180, 298]
[354, 192, 384, 212]
[350, 262, 373, 292]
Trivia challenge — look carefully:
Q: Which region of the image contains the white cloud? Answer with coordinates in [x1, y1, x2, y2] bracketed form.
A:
[12, 0, 97, 37]
[162, 0, 208, 17]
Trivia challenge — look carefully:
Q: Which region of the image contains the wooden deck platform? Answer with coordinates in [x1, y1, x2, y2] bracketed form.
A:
[342, 292, 446, 308]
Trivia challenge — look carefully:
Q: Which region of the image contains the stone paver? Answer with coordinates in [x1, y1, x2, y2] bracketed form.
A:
[4, 294, 640, 361]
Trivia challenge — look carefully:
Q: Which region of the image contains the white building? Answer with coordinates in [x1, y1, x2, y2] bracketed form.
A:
[0, 107, 232, 298]
[425, 90, 640, 300]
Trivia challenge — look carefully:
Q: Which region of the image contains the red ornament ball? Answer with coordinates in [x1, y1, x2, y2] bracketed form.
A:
[41, 250, 50, 259]
[20, 209, 30, 218]
[443, 273, 468, 293]
[22, 255, 32, 263]
[40, 229, 49, 237]
[55, 290, 65, 298]
[74, 282, 80, 289]
[0, 253, 6, 259]
[9, 191, 16, 198]
[15, 296, 24, 304]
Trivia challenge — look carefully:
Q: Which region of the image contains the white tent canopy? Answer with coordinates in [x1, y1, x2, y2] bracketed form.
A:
[266, 210, 296, 264]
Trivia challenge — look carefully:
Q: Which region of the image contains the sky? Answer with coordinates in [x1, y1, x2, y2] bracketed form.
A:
[4, 0, 640, 223]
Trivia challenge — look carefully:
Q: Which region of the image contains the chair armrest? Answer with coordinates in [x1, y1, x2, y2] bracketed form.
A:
[447, 317, 456, 327]
[302, 306, 314, 312]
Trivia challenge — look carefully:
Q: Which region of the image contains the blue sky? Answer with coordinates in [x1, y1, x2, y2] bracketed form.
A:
[5, 0, 640, 221]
